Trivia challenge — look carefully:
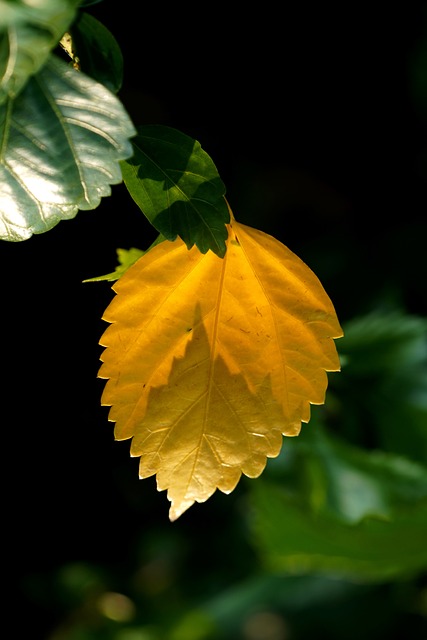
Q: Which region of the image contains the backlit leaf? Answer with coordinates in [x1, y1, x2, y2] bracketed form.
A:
[99, 211, 343, 520]
[83, 236, 166, 283]
[120, 125, 230, 257]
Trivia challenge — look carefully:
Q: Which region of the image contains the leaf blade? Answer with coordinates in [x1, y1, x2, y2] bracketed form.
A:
[99, 215, 343, 518]
[0, 0, 79, 104]
[0, 54, 136, 241]
[133, 319, 287, 521]
[70, 11, 124, 93]
[120, 125, 230, 257]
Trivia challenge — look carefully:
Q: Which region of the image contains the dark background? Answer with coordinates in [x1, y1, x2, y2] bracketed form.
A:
[3, 2, 427, 637]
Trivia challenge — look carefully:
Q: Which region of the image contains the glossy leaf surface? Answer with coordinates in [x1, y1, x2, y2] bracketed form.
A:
[99, 216, 343, 520]
[0, 54, 136, 241]
[0, 0, 79, 103]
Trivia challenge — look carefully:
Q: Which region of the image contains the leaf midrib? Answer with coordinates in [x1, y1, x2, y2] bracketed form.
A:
[135, 142, 225, 253]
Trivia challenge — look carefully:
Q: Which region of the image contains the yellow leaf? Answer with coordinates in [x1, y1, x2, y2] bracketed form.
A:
[99, 213, 343, 520]
[132, 319, 288, 520]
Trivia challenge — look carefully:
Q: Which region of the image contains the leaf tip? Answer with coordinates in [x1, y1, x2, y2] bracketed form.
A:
[168, 498, 195, 522]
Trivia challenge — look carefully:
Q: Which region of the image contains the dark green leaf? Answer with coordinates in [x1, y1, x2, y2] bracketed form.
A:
[120, 125, 230, 257]
[0, 54, 136, 241]
[71, 12, 123, 93]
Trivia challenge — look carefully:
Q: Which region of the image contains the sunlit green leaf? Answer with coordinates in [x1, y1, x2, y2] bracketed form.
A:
[0, 0, 79, 104]
[120, 125, 230, 257]
[0, 54, 136, 241]
[83, 247, 144, 283]
[83, 234, 166, 282]
[86, 251, 138, 284]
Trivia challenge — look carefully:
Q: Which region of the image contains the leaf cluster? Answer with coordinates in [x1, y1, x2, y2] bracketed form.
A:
[0, 0, 229, 252]
[0, 3, 342, 523]
[3, 5, 427, 630]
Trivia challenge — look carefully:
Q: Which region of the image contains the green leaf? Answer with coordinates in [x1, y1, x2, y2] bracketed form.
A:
[70, 11, 123, 93]
[337, 310, 427, 376]
[249, 478, 427, 581]
[249, 407, 427, 581]
[334, 310, 427, 463]
[83, 247, 144, 282]
[120, 125, 230, 257]
[0, 54, 136, 241]
[297, 424, 427, 524]
[83, 234, 166, 282]
[0, 0, 79, 104]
